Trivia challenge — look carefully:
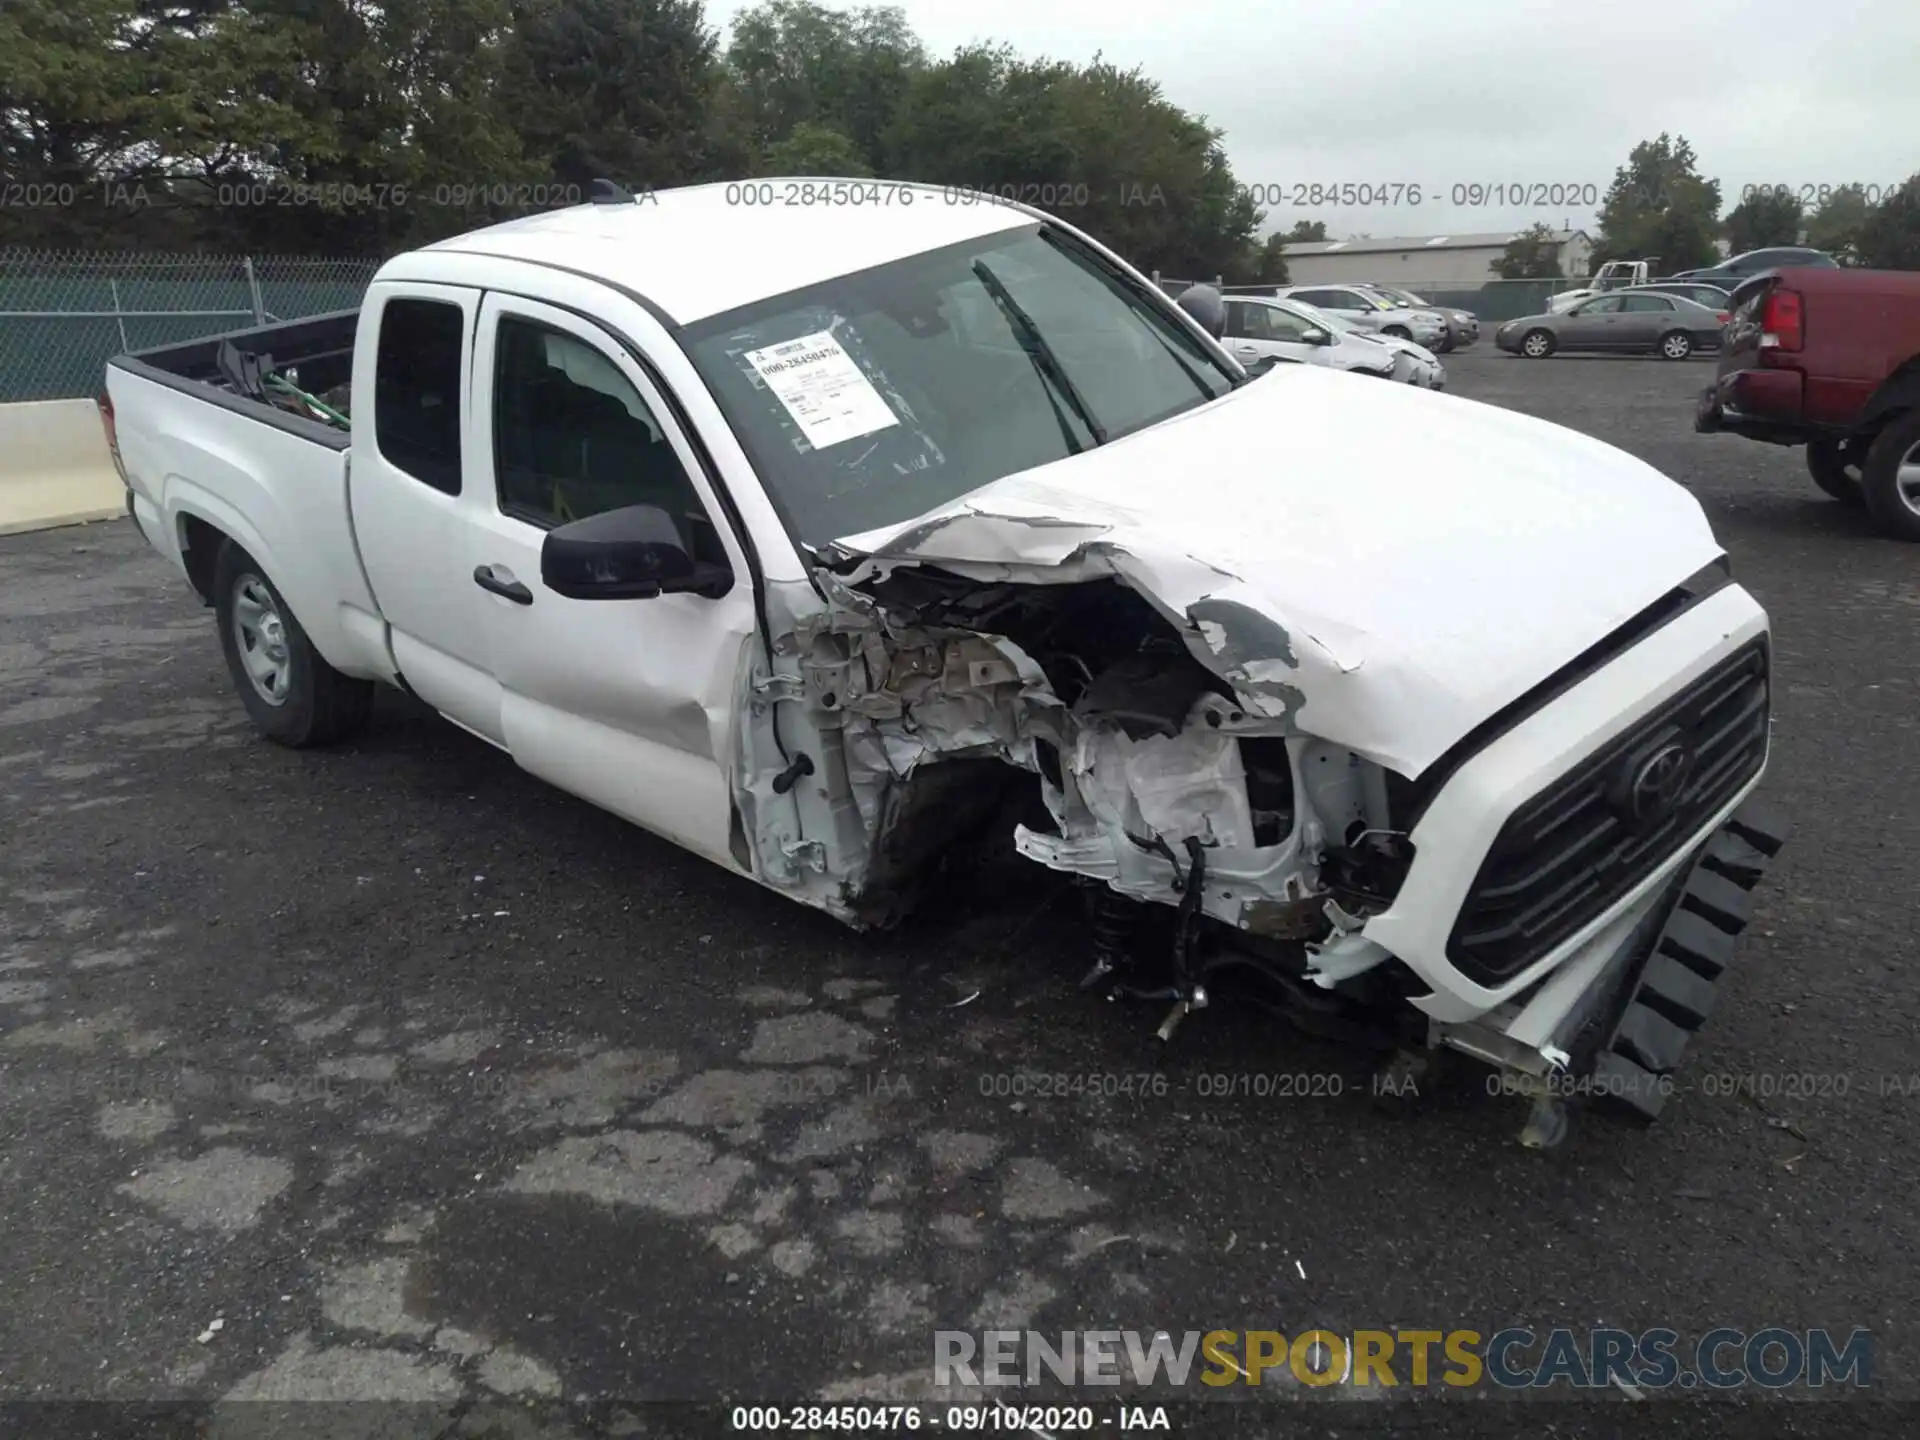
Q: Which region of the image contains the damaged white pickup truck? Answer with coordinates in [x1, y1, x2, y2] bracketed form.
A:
[103, 179, 1787, 1144]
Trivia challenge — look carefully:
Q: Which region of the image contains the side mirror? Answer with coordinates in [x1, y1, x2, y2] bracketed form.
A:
[1174, 283, 1227, 339]
[1302, 328, 1331, 346]
[541, 503, 732, 600]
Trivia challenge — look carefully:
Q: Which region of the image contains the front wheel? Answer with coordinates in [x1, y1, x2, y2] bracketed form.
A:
[1658, 330, 1694, 360]
[1521, 329, 1555, 358]
[1859, 409, 1920, 542]
[1382, 325, 1412, 340]
[1806, 438, 1865, 506]
[214, 540, 374, 745]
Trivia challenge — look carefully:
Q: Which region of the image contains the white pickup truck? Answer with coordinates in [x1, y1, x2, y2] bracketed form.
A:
[103, 179, 1787, 1144]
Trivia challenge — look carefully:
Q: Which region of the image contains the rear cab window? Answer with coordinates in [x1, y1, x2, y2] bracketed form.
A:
[374, 299, 465, 494]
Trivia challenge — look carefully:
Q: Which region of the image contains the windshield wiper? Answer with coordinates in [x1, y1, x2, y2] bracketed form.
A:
[972, 258, 1108, 447]
[1032, 229, 1226, 399]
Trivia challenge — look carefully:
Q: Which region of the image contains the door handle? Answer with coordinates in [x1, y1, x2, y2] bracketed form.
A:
[473, 565, 533, 605]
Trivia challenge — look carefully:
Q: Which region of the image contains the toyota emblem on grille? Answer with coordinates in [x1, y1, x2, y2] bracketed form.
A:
[1626, 741, 1694, 822]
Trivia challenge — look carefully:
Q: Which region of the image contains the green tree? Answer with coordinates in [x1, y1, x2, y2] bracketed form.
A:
[216, 0, 537, 251]
[1284, 219, 1327, 243]
[1807, 184, 1876, 263]
[1724, 187, 1803, 252]
[1591, 133, 1721, 272]
[0, 0, 314, 246]
[759, 120, 871, 176]
[1490, 223, 1564, 279]
[1249, 232, 1289, 284]
[1854, 175, 1920, 270]
[885, 46, 1258, 279]
[500, 0, 724, 196]
[723, 1, 923, 173]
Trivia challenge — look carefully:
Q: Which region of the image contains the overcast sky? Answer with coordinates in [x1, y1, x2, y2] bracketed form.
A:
[708, 0, 1920, 241]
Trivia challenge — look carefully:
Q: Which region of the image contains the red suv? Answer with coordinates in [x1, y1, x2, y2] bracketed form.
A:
[1695, 267, 1920, 541]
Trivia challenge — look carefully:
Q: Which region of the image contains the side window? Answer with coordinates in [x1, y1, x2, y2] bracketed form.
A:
[1579, 295, 1626, 313]
[491, 315, 723, 563]
[1621, 294, 1674, 312]
[1222, 300, 1252, 340]
[1257, 306, 1311, 341]
[374, 298, 465, 495]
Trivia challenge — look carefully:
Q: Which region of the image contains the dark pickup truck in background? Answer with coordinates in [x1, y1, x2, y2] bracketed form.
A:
[1696, 267, 1920, 541]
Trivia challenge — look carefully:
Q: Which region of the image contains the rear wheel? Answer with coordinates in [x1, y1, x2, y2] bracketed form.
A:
[214, 540, 374, 745]
[1658, 330, 1693, 360]
[1521, 329, 1555, 358]
[1806, 437, 1865, 506]
[1859, 409, 1920, 542]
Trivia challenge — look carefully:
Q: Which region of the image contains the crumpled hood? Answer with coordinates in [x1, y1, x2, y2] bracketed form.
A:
[829, 363, 1724, 778]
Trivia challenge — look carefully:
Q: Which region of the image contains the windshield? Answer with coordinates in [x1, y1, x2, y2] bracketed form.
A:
[1361, 288, 1410, 308]
[680, 224, 1238, 550]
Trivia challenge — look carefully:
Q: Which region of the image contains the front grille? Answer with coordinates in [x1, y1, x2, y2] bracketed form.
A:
[1448, 639, 1770, 987]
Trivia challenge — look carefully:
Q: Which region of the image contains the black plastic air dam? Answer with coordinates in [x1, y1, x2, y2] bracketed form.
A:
[1590, 798, 1791, 1122]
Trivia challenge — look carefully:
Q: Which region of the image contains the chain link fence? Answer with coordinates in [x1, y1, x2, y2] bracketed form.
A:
[0, 249, 383, 403]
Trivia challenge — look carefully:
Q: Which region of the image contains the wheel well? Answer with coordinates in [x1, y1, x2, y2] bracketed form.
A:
[177, 513, 226, 606]
[1857, 357, 1920, 438]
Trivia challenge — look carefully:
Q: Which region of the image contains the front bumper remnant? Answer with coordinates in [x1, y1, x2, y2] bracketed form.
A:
[1592, 798, 1792, 1122]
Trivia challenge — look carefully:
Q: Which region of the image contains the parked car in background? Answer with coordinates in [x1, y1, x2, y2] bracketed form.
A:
[1271, 285, 1449, 350]
[1284, 298, 1447, 388]
[1696, 267, 1920, 541]
[1671, 247, 1837, 291]
[1220, 295, 1396, 380]
[1497, 291, 1726, 360]
[1626, 281, 1733, 313]
[1363, 284, 1478, 351]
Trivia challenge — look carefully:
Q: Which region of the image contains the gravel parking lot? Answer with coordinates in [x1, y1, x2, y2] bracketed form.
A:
[2, 347, 1916, 1433]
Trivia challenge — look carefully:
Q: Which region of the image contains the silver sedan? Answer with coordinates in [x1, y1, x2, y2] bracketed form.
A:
[1494, 291, 1727, 360]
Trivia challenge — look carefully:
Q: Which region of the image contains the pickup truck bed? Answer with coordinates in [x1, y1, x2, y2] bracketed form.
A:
[109, 312, 393, 692]
[1695, 267, 1920, 540]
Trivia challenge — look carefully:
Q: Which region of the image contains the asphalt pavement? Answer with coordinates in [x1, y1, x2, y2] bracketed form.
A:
[2, 347, 1916, 1437]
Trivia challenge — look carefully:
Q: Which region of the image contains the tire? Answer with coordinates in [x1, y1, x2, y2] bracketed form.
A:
[214, 540, 374, 745]
[1382, 325, 1412, 340]
[1521, 329, 1555, 358]
[1806, 437, 1865, 506]
[1435, 333, 1455, 354]
[1859, 408, 1920, 542]
[1658, 330, 1693, 360]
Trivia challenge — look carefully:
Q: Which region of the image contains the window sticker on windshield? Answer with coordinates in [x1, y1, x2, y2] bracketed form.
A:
[744, 330, 899, 449]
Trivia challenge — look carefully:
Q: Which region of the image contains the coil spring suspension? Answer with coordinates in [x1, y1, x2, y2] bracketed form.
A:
[1079, 882, 1137, 990]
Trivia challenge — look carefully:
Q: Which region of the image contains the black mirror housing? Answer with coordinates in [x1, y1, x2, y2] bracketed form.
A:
[1175, 283, 1227, 339]
[541, 503, 732, 600]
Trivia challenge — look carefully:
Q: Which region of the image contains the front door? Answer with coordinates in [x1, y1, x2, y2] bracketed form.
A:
[463, 294, 760, 867]
[1223, 301, 1318, 371]
[1560, 294, 1626, 350]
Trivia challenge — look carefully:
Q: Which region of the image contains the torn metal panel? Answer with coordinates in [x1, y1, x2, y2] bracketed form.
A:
[825, 365, 1725, 779]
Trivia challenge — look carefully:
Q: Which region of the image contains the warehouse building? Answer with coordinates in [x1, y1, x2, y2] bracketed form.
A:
[1278, 229, 1593, 286]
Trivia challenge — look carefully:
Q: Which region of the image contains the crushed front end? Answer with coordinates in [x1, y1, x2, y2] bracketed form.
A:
[732, 526, 1786, 1146]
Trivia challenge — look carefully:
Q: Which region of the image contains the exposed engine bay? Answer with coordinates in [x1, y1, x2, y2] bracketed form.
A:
[740, 561, 1424, 1046]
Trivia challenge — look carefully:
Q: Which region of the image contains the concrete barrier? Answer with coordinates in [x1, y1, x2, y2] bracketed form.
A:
[0, 398, 128, 537]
